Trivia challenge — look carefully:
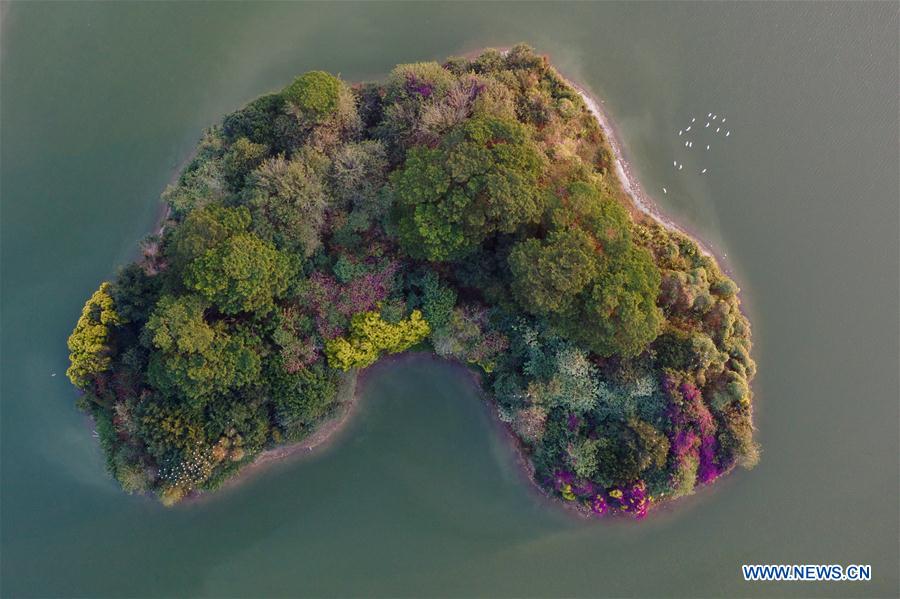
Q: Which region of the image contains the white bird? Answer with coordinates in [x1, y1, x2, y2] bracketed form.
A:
[51, 373, 56, 377]
[716, 127, 720, 133]
[686, 126, 692, 132]
[679, 130, 683, 136]
[691, 117, 696, 123]
[722, 118, 727, 123]
[705, 122, 710, 128]
[701, 168, 707, 174]
[725, 130, 730, 137]
[707, 112, 712, 118]
[678, 164, 683, 170]
[713, 114, 717, 119]
[684, 141, 689, 147]
[706, 144, 710, 150]
[688, 141, 693, 147]
[673, 160, 677, 167]
[663, 187, 667, 194]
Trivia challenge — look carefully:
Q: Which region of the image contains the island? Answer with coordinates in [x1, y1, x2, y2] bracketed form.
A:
[66, 45, 757, 516]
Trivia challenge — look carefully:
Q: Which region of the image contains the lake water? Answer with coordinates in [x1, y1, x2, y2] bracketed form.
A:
[2, 2, 898, 597]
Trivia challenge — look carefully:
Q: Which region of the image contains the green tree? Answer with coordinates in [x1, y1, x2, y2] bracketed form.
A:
[145, 295, 262, 405]
[184, 233, 292, 315]
[222, 137, 269, 189]
[392, 116, 545, 261]
[246, 151, 330, 255]
[269, 362, 339, 438]
[282, 71, 343, 122]
[508, 228, 597, 315]
[418, 271, 457, 332]
[559, 244, 662, 358]
[330, 140, 388, 212]
[67, 282, 122, 388]
[223, 93, 285, 146]
[629, 418, 670, 472]
[164, 204, 251, 275]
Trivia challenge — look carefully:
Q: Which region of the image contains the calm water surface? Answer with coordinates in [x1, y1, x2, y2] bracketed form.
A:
[2, 2, 898, 597]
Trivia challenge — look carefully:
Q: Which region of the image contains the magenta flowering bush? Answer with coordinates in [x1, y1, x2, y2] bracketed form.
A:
[664, 376, 725, 492]
[553, 469, 650, 519]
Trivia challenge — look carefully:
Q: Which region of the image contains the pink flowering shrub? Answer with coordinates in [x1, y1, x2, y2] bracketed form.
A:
[300, 262, 399, 339]
[665, 376, 722, 491]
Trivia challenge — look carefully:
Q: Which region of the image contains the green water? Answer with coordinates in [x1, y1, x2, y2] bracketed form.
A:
[2, 2, 898, 597]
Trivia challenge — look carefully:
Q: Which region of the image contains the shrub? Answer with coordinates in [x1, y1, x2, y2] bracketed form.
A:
[325, 309, 430, 370]
[282, 71, 343, 122]
[66, 282, 121, 388]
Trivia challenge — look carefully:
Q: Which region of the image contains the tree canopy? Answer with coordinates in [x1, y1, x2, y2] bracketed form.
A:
[66, 46, 755, 512]
[392, 116, 545, 261]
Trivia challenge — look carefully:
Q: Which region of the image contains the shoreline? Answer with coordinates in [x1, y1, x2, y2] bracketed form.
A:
[567, 79, 719, 262]
[183, 370, 361, 502]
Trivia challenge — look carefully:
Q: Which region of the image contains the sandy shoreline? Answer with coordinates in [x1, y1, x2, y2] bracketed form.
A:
[567, 80, 718, 261]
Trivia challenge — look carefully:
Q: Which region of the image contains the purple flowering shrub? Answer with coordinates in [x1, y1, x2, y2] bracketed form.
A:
[664, 376, 724, 493]
[552, 469, 650, 519]
[298, 262, 399, 339]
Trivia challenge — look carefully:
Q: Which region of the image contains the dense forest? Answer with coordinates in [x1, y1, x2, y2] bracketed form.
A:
[67, 46, 757, 515]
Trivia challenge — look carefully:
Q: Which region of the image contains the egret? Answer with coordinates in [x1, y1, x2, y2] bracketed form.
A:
[701, 168, 707, 174]
[705, 122, 710, 127]
[691, 117, 696, 123]
[679, 130, 683, 136]
[663, 187, 667, 194]
[722, 117, 727, 123]
[707, 112, 712, 118]
[713, 114, 717, 119]
[686, 126, 692, 132]
[716, 127, 720, 133]
[725, 131, 730, 137]
[706, 144, 710, 150]
[678, 164, 683, 170]
[673, 160, 677, 166]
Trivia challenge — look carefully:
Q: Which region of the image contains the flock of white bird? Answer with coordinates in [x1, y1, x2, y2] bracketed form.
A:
[663, 112, 730, 195]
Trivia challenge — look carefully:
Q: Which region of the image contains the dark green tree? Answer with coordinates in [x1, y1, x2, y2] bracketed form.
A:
[183, 233, 292, 315]
[392, 116, 545, 261]
[508, 228, 597, 315]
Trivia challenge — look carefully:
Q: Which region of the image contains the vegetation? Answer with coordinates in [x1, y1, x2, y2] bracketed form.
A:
[68, 46, 757, 514]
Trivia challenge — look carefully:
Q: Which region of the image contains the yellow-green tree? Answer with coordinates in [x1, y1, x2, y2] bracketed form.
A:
[325, 310, 430, 371]
[66, 282, 121, 388]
